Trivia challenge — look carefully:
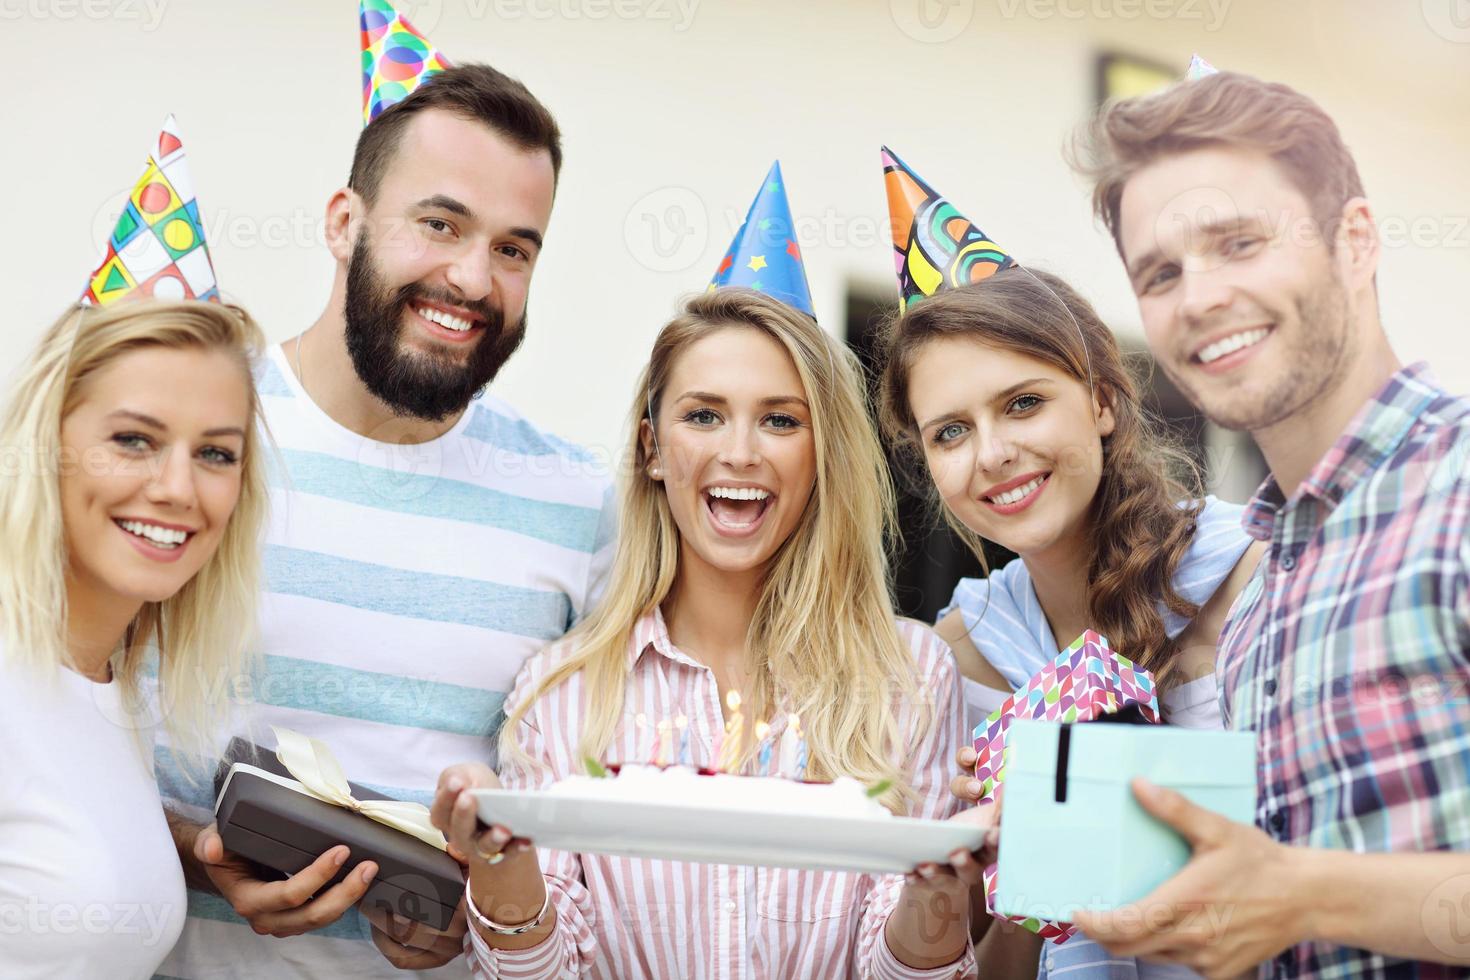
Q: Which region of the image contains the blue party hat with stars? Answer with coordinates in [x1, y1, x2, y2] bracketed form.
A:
[709, 161, 814, 316]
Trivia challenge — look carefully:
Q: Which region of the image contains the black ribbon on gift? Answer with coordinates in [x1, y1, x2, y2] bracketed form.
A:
[1053, 703, 1156, 803]
[1055, 725, 1073, 803]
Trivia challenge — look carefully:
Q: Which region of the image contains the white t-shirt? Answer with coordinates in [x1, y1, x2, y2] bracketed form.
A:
[0, 657, 186, 979]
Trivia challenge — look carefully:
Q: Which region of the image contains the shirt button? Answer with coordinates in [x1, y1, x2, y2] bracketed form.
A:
[725, 901, 736, 912]
[1281, 553, 1297, 571]
[1263, 679, 1277, 697]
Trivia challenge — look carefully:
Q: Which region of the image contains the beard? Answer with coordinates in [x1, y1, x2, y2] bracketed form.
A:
[1168, 266, 1355, 434]
[343, 235, 527, 423]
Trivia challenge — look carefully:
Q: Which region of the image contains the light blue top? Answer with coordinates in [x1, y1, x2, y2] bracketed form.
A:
[940, 496, 1253, 980]
[941, 496, 1251, 689]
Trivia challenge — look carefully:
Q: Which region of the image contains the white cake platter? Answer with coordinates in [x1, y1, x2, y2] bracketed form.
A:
[471, 787, 985, 874]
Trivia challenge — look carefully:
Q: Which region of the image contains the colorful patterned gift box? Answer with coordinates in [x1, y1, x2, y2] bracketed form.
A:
[972, 630, 1161, 942]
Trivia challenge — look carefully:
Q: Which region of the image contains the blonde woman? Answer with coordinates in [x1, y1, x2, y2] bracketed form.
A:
[0, 299, 267, 980]
[431, 288, 987, 978]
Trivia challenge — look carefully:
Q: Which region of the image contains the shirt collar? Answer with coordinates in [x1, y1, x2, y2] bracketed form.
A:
[1240, 361, 1440, 541]
[626, 604, 708, 673]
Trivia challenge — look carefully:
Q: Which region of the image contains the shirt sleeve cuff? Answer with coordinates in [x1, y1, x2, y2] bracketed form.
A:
[464, 919, 563, 979]
[870, 931, 977, 980]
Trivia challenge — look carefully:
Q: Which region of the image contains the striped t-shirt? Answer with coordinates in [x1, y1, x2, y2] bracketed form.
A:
[155, 346, 616, 980]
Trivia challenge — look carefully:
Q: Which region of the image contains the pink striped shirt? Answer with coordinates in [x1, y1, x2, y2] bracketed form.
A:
[465, 608, 978, 979]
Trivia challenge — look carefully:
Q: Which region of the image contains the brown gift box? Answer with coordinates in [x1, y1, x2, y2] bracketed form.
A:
[211, 738, 463, 930]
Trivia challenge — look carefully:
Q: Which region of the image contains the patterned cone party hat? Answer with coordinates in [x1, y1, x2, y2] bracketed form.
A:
[709, 161, 815, 317]
[84, 115, 219, 307]
[361, 0, 452, 125]
[882, 146, 1016, 309]
[1186, 53, 1219, 80]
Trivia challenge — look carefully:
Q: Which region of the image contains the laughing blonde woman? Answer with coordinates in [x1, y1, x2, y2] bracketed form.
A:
[433, 288, 988, 978]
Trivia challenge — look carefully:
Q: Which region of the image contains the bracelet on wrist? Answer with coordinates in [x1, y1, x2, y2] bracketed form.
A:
[464, 878, 551, 937]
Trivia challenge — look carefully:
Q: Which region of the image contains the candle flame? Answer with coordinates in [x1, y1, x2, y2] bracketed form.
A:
[726, 690, 742, 710]
[754, 720, 771, 739]
[675, 714, 688, 730]
[789, 712, 802, 736]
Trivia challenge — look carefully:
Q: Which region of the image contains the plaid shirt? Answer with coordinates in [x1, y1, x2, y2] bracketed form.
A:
[1218, 362, 1470, 980]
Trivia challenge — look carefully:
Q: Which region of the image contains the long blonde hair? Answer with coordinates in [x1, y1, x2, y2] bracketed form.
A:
[0, 299, 268, 771]
[501, 289, 928, 812]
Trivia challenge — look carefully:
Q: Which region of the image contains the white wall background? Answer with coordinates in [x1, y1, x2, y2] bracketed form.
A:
[4, 0, 1468, 462]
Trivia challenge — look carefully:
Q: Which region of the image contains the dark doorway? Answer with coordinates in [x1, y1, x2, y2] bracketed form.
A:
[844, 288, 1016, 623]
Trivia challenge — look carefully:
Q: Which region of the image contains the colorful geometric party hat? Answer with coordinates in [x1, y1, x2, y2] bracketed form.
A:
[709, 161, 814, 317]
[361, 0, 452, 126]
[83, 115, 219, 308]
[882, 146, 1016, 309]
[1186, 53, 1218, 80]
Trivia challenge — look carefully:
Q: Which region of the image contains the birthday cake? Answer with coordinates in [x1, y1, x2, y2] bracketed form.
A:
[546, 764, 893, 820]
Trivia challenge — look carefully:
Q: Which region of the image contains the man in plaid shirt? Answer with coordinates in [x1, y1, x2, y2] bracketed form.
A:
[1067, 71, 1470, 978]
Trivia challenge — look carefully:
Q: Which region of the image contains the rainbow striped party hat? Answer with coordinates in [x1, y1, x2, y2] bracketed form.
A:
[361, 0, 452, 125]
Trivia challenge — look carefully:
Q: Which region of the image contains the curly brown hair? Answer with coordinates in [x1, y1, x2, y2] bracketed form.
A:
[875, 267, 1204, 682]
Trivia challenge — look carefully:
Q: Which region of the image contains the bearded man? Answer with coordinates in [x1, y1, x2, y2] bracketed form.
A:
[159, 63, 615, 979]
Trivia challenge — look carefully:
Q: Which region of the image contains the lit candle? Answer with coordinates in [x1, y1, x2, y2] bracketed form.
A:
[722, 690, 744, 773]
[755, 720, 772, 775]
[656, 719, 674, 767]
[675, 714, 690, 766]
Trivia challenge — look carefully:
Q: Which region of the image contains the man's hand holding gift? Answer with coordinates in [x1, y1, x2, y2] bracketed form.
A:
[360, 889, 470, 970]
[172, 815, 377, 938]
[1073, 778, 1310, 980]
[172, 809, 471, 971]
[173, 727, 473, 970]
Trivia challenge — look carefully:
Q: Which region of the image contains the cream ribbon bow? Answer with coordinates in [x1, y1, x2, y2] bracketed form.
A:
[272, 726, 448, 852]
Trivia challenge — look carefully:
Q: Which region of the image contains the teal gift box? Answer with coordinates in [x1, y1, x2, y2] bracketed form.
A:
[992, 718, 1256, 924]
